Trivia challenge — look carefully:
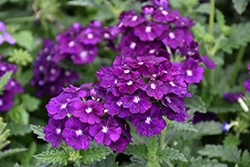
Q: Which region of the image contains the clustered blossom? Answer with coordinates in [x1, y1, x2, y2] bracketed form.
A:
[44, 0, 217, 152]
[31, 39, 79, 97]
[0, 56, 23, 111]
[244, 64, 250, 92]
[0, 21, 16, 45]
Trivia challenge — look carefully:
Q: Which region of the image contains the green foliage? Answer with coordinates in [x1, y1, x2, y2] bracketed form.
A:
[147, 135, 158, 157]
[241, 150, 250, 167]
[216, 9, 225, 29]
[8, 49, 32, 66]
[0, 71, 12, 94]
[34, 150, 69, 165]
[6, 122, 31, 136]
[198, 145, 242, 163]
[123, 144, 148, 162]
[0, 148, 27, 160]
[220, 22, 250, 53]
[194, 3, 211, 14]
[20, 94, 41, 112]
[81, 148, 112, 164]
[18, 69, 33, 86]
[30, 124, 45, 140]
[12, 30, 34, 51]
[223, 133, 241, 147]
[68, 0, 97, 6]
[168, 122, 198, 132]
[85, 152, 118, 167]
[7, 105, 29, 125]
[157, 147, 187, 163]
[183, 121, 223, 140]
[184, 95, 207, 115]
[208, 97, 242, 113]
[232, 0, 249, 15]
[188, 156, 228, 167]
[0, 117, 10, 150]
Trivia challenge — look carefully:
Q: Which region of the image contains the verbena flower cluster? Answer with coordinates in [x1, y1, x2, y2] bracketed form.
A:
[44, 0, 217, 152]
[244, 64, 250, 92]
[31, 39, 79, 97]
[0, 55, 23, 111]
[0, 21, 16, 45]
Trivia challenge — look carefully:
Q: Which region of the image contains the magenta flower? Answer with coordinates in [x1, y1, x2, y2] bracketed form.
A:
[141, 80, 168, 100]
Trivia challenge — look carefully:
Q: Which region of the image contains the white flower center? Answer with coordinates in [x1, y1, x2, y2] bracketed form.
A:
[166, 97, 171, 103]
[46, 55, 52, 61]
[238, 98, 249, 112]
[133, 96, 140, 103]
[150, 83, 156, 89]
[118, 22, 123, 28]
[102, 126, 108, 133]
[124, 70, 130, 74]
[76, 129, 83, 136]
[87, 33, 93, 39]
[61, 103, 67, 109]
[44, 48, 49, 53]
[132, 16, 138, 21]
[65, 71, 71, 76]
[152, 74, 157, 78]
[56, 128, 61, 134]
[116, 101, 123, 107]
[145, 26, 151, 33]
[145, 117, 151, 124]
[51, 69, 56, 74]
[0, 99, 3, 106]
[130, 42, 136, 49]
[149, 49, 155, 54]
[127, 80, 133, 85]
[169, 32, 175, 39]
[114, 79, 118, 84]
[104, 109, 109, 113]
[39, 66, 44, 71]
[162, 10, 168, 15]
[186, 70, 193, 76]
[170, 81, 175, 87]
[104, 33, 110, 38]
[138, 62, 143, 65]
[85, 107, 92, 113]
[80, 51, 88, 59]
[1, 66, 6, 71]
[68, 41, 75, 47]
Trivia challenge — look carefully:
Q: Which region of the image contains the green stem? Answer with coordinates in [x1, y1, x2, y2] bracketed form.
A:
[102, 0, 120, 17]
[15, 65, 22, 83]
[230, 46, 246, 87]
[209, 69, 215, 86]
[160, 128, 167, 150]
[211, 34, 224, 55]
[208, 0, 215, 50]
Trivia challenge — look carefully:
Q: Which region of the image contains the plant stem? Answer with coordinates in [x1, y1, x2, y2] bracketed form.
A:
[230, 46, 246, 87]
[160, 128, 167, 150]
[208, 0, 215, 51]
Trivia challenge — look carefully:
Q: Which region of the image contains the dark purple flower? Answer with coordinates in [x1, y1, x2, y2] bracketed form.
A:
[141, 80, 168, 100]
[151, 0, 169, 9]
[160, 28, 185, 49]
[152, 8, 175, 22]
[222, 121, 230, 133]
[130, 104, 166, 137]
[63, 83, 92, 98]
[78, 28, 102, 45]
[201, 55, 217, 69]
[70, 45, 98, 64]
[122, 14, 146, 28]
[244, 79, 250, 92]
[117, 78, 144, 94]
[62, 116, 92, 149]
[0, 92, 14, 112]
[89, 116, 122, 146]
[73, 99, 104, 124]
[44, 118, 66, 148]
[96, 66, 118, 88]
[112, 66, 140, 80]
[223, 92, 245, 102]
[191, 112, 218, 124]
[181, 58, 204, 84]
[120, 90, 152, 114]
[109, 136, 130, 153]
[141, 5, 155, 15]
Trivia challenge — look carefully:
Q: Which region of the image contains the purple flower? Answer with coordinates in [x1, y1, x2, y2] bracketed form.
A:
[222, 121, 230, 133]
[78, 28, 102, 45]
[44, 118, 66, 148]
[244, 79, 250, 92]
[62, 116, 92, 149]
[181, 58, 204, 84]
[141, 5, 155, 15]
[117, 78, 144, 94]
[122, 14, 146, 28]
[63, 83, 92, 98]
[151, 0, 169, 9]
[201, 55, 217, 69]
[109, 136, 130, 153]
[120, 90, 152, 114]
[160, 28, 185, 49]
[112, 66, 140, 80]
[70, 45, 98, 64]
[223, 92, 245, 102]
[141, 80, 168, 100]
[0, 92, 14, 112]
[130, 104, 166, 137]
[89, 116, 122, 146]
[45, 92, 75, 120]
[152, 8, 175, 22]
[73, 99, 104, 124]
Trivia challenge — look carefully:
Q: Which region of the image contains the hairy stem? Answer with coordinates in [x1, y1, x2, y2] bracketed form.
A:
[208, 0, 215, 51]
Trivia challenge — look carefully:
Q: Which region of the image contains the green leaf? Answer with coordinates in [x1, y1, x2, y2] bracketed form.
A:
[18, 69, 33, 86]
[194, 3, 211, 14]
[87, 152, 118, 167]
[30, 124, 45, 140]
[208, 98, 242, 113]
[21, 94, 41, 112]
[34, 150, 69, 165]
[184, 95, 206, 115]
[148, 135, 158, 156]
[235, 164, 239, 167]
[67, 0, 96, 6]
[12, 30, 34, 51]
[183, 121, 223, 140]
[0, 148, 27, 160]
[198, 145, 241, 163]
[220, 22, 250, 53]
[147, 160, 160, 167]
[81, 148, 112, 164]
[232, 0, 249, 15]
[8, 48, 32, 66]
[157, 147, 187, 163]
[223, 133, 241, 147]
[189, 156, 228, 167]
[191, 23, 206, 40]
[216, 9, 225, 28]
[7, 105, 29, 125]
[6, 122, 31, 136]
[168, 122, 198, 132]
[241, 150, 250, 167]
[14, 163, 24, 167]
[0, 71, 12, 93]
[123, 144, 148, 162]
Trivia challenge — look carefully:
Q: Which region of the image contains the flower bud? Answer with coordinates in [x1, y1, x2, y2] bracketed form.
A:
[219, 25, 232, 35]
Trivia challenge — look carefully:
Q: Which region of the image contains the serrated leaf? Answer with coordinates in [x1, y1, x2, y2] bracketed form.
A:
[184, 95, 206, 115]
[21, 94, 41, 112]
[147, 160, 160, 167]
[157, 147, 187, 163]
[232, 0, 249, 15]
[208, 98, 242, 113]
[223, 133, 241, 147]
[30, 124, 45, 140]
[191, 22, 206, 40]
[189, 156, 228, 167]
[194, 3, 211, 14]
[86, 152, 118, 167]
[123, 144, 148, 162]
[68, 0, 96, 6]
[216, 9, 225, 28]
[220, 22, 250, 53]
[0, 148, 27, 160]
[81, 148, 112, 164]
[0, 71, 12, 93]
[34, 150, 68, 165]
[7, 105, 29, 125]
[148, 135, 158, 156]
[12, 30, 34, 51]
[18, 69, 33, 86]
[6, 122, 31, 136]
[183, 121, 223, 140]
[241, 150, 250, 167]
[168, 122, 198, 132]
[198, 145, 241, 163]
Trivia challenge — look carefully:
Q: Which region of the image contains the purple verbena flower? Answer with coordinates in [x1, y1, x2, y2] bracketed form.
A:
[223, 92, 245, 102]
[141, 80, 168, 100]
